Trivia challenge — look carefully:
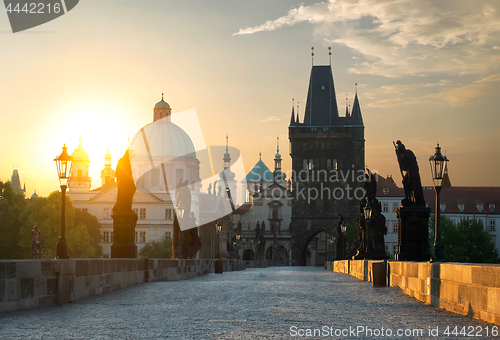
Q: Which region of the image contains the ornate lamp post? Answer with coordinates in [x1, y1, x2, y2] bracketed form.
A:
[174, 204, 185, 259]
[429, 144, 448, 262]
[341, 222, 347, 260]
[364, 203, 372, 258]
[235, 234, 240, 260]
[54, 144, 73, 259]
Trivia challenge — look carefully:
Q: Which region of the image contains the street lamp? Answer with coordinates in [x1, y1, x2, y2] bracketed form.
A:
[174, 204, 185, 259]
[341, 222, 347, 260]
[54, 144, 73, 259]
[235, 234, 240, 260]
[216, 223, 222, 259]
[363, 203, 372, 221]
[429, 143, 449, 262]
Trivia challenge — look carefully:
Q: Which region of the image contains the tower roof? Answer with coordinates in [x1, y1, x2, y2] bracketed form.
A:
[350, 92, 363, 126]
[71, 140, 90, 161]
[303, 65, 339, 127]
[243, 158, 274, 182]
[154, 93, 171, 109]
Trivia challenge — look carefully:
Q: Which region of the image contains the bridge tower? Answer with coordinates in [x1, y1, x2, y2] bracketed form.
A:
[288, 62, 365, 265]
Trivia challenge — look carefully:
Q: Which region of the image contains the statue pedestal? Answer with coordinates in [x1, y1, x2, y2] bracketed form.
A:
[396, 205, 431, 261]
[111, 211, 138, 258]
[219, 235, 230, 259]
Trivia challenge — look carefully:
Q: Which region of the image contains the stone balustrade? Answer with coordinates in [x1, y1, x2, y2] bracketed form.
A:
[330, 260, 500, 325]
[0, 258, 245, 313]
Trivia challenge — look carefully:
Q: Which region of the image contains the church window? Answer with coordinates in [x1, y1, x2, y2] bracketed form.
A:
[246, 189, 252, 203]
[165, 209, 173, 220]
[382, 202, 388, 212]
[103, 208, 110, 219]
[140, 208, 146, 219]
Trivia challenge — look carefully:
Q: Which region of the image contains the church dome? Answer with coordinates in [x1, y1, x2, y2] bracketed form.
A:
[130, 118, 196, 159]
[71, 141, 89, 160]
[154, 98, 171, 109]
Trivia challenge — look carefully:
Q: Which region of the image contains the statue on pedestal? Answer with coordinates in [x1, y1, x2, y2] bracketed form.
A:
[111, 149, 138, 258]
[394, 140, 425, 206]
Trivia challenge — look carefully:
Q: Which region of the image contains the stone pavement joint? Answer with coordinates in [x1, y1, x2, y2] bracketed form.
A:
[0, 267, 496, 339]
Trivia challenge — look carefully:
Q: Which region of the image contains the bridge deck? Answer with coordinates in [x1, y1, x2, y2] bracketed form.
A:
[0, 267, 495, 339]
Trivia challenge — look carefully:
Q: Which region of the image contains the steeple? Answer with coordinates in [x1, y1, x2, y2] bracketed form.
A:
[442, 161, 452, 188]
[350, 86, 363, 126]
[345, 93, 350, 119]
[289, 99, 295, 126]
[273, 135, 285, 181]
[10, 168, 25, 196]
[303, 64, 339, 126]
[296, 102, 300, 124]
[101, 143, 115, 186]
[69, 139, 92, 191]
[223, 133, 231, 169]
[153, 93, 172, 122]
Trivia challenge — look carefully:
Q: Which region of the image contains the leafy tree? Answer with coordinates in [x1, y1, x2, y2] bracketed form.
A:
[429, 214, 499, 263]
[139, 237, 172, 258]
[344, 223, 358, 249]
[0, 181, 28, 258]
[19, 191, 102, 258]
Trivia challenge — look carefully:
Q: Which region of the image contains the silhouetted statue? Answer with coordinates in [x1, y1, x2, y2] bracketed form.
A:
[394, 140, 425, 206]
[113, 149, 136, 213]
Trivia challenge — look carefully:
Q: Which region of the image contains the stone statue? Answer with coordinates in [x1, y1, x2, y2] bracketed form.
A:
[394, 140, 425, 206]
[175, 179, 191, 219]
[113, 149, 136, 213]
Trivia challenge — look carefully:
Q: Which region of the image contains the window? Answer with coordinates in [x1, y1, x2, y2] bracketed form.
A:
[104, 208, 110, 219]
[82, 208, 88, 213]
[489, 204, 495, 212]
[476, 204, 483, 213]
[111, 232, 114, 243]
[382, 202, 388, 212]
[489, 219, 496, 231]
[103, 231, 110, 243]
[103, 254, 109, 259]
[303, 159, 308, 171]
[393, 245, 397, 254]
[383, 188, 389, 195]
[133, 208, 138, 215]
[140, 231, 146, 242]
[393, 225, 398, 233]
[385, 245, 388, 251]
[140, 208, 146, 219]
[457, 204, 465, 212]
[392, 202, 398, 213]
[165, 231, 172, 239]
[135, 231, 138, 242]
[440, 204, 446, 212]
[165, 209, 173, 220]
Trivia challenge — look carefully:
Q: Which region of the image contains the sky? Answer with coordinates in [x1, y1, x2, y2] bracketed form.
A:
[1, 0, 499, 197]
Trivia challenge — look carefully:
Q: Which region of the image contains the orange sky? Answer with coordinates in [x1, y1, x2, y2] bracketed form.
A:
[1, 0, 499, 196]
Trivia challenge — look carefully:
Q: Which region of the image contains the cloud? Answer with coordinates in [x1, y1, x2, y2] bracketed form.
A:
[256, 114, 289, 123]
[235, 0, 500, 77]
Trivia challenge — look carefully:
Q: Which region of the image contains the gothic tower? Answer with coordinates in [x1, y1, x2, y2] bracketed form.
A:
[288, 63, 365, 265]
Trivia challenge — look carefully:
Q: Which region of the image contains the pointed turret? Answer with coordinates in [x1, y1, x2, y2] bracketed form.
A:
[350, 87, 363, 126]
[10, 168, 25, 196]
[273, 135, 286, 181]
[442, 162, 452, 188]
[289, 100, 295, 126]
[303, 65, 339, 126]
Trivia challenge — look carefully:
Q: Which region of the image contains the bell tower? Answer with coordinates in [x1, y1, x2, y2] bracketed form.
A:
[69, 139, 92, 191]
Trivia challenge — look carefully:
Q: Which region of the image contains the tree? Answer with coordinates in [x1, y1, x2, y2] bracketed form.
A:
[0, 181, 28, 258]
[19, 191, 102, 258]
[429, 214, 499, 263]
[139, 237, 172, 258]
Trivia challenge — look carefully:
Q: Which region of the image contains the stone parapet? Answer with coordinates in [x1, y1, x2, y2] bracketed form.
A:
[331, 260, 500, 325]
[0, 258, 245, 313]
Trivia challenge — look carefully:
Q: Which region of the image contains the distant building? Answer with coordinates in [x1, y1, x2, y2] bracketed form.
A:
[68, 96, 204, 258]
[10, 168, 25, 196]
[377, 171, 500, 255]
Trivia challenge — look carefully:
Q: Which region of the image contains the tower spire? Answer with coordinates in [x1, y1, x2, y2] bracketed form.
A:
[296, 102, 300, 124]
[290, 98, 295, 126]
[223, 133, 231, 169]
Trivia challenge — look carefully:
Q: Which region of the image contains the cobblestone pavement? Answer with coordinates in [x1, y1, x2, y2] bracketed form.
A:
[0, 267, 498, 340]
